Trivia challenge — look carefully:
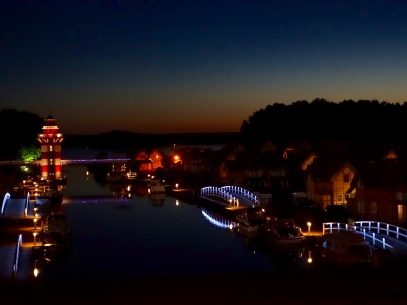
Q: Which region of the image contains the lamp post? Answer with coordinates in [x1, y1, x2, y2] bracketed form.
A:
[307, 221, 312, 235]
[33, 218, 38, 230]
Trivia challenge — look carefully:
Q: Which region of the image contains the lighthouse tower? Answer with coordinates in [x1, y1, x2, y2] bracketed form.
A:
[37, 115, 64, 180]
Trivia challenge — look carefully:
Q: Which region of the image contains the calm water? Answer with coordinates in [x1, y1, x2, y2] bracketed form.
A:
[42, 165, 277, 280]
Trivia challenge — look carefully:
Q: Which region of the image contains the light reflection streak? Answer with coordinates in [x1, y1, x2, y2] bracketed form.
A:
[201, 209, 237, 230]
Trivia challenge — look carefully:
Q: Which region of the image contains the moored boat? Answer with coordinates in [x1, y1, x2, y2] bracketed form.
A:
[320, 231, 372, 264]
[148, 179, 166, 194]
[260, 218, 305, 248]
[235, 207, 267, 237]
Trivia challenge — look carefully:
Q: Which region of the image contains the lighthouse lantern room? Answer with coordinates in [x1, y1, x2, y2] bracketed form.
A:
[37, 115, 64, 180]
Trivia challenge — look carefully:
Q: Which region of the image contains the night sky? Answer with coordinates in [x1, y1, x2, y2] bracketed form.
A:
[1, 0, 407, 134]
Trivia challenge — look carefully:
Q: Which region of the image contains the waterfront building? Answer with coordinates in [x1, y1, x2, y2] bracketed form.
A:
[305, 159, 358, 209]
[37, 115, 64, 180]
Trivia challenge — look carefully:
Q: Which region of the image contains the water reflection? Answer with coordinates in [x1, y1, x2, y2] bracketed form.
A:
[33, 165, 276, 281]
[24, 165, 397, 284]
[149, 193, 165, 207]
[201, 208, 238, 230]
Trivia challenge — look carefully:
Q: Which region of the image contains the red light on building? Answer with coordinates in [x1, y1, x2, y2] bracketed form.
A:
[37, 115, 64, 180]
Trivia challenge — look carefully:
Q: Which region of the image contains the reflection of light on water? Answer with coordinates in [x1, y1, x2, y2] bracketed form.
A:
[201, 209, 237, 230]
[307, 250, 313, 264]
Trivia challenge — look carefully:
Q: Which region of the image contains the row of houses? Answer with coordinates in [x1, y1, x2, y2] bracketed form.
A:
[308, 152, 407, 226]
[219, 144, 407, 226]
[127, 143, 407, 226]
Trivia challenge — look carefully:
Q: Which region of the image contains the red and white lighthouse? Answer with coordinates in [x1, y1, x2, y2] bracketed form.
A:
[37, 115, 64, 180]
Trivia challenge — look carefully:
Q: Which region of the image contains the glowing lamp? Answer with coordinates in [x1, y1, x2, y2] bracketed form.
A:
[307, 221, 312, 234]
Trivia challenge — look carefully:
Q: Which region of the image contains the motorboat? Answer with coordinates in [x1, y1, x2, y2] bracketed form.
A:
[260, 218, 305, 248]
[148, 179, 166, 194]
[106, 170, 137, 183]
[235, 207, 267, 237]
[320, 231, 372, 264]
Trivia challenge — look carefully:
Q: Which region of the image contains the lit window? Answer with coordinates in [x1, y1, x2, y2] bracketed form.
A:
[398, 205, 406, 222]
[337, 194, 343, 203]
[49, 145, 53, 152]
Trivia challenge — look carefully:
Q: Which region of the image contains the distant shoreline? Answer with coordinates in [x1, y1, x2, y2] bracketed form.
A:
[63, 131, 239, 150]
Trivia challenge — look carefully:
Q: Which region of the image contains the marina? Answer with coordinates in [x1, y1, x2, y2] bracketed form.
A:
[1, 165, 407, 305]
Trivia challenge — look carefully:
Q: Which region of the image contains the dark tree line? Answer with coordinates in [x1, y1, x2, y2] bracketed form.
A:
[0, 109, 43, 160]
[240, 99, 407, 156]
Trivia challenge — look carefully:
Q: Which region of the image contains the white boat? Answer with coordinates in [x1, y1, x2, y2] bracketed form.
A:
[261, 218, 305, 247]
[320, 231, 372, 264]
[148, 179, 166, 194]
[235, 208, 267, 237]
[107, 171, 137, 182]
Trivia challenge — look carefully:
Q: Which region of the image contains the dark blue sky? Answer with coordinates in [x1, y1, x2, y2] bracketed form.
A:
[1, 0, 407, 134]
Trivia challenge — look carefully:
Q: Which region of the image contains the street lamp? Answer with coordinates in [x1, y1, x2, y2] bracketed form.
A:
[307, 221, 312, 235]
[33, 218, 38, 230]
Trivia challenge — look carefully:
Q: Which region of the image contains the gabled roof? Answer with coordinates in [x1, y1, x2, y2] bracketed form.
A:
[307, 156, 354, 181]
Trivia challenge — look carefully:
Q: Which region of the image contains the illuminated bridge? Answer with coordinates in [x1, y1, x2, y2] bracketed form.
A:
[0, 158, 131, 166]
[0, 193, 37, 281]
[323, 221, 407, 255]
[1, 192, 34, 218]
[200, 185, 259, 208]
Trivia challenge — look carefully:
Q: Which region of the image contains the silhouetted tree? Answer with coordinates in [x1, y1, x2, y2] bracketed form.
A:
[240, 99, 407, 157]
[0, 109, 43, 160]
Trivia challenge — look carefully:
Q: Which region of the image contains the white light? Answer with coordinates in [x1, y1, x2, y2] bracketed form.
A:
[33, 268, 39, 278]
[307, 250, 313, 264]
[307, 221, 312, 234]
